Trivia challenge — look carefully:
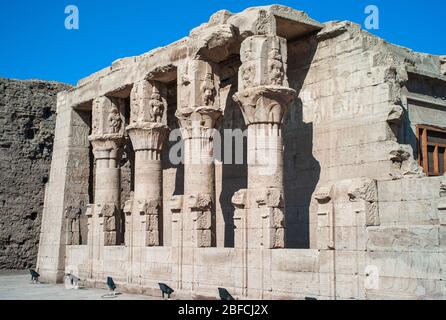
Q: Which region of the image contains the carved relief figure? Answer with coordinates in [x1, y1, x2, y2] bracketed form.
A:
[108, 106, 122, 134]
[65, 202, 83, 245]
[241, 66, 253, 89]
[148, 87, 164, 123]
[241, 48, 254, 89]
[179, 73, 191, 109]
[201, 73, 216, 107]
[268, 47, 284, 86]
[242, 47, 252, 62]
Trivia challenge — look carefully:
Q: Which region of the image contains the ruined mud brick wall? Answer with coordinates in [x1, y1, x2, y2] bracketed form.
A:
[0, 78, 71, 269]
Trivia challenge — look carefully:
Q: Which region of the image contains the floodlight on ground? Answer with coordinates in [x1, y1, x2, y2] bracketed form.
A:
[158, 283, 174, 299]
[218, 287, 234, 300]
[65, 273, 82, 289]
[101, 276, 120, 298]
[29, 269, 40, 284]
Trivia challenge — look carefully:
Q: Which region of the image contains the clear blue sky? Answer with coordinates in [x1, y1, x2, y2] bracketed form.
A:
[0, 0, 444, 85]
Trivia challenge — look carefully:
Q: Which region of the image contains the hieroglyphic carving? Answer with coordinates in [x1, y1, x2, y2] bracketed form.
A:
[189, 193, 213, 247]
[65, 203, 83, 245]
[347, 179, 380, 227]
[145, 199, 161, 246]
[256, 188, 286, 248]
[95, 203, 120, 246]
[92, 99, 101, 134]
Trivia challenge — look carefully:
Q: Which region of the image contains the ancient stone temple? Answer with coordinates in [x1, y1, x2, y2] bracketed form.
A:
[37, 5, 446, 299]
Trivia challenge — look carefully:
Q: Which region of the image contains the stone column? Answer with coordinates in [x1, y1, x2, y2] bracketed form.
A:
[233, 35, 295, 249]
[176, 59, 222, 248]
[126, 80, 169, 247]
[88, 96, 126, 247]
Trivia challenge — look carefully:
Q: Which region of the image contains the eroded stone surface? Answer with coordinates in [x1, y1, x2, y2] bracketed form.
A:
[0, 78, 71, 269]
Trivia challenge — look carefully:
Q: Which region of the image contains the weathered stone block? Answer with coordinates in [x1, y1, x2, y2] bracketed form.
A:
[104, 216, 116, 232]
[188, 193, 212, 211]
[146, 215, 159, 231]
[271, 208, 285, 228]
[367, 226, 440, 252]
[335, 226, 367, 251]
[169, 195, 183, 212]
[317, 226, 334, 250]
[197, 230, 212, 248]
[104, 231, 117, 246]
[196, 211, 212, 230]
[231, 189, 247, 208]
[146, 231, 160, 247]
[366, 251, 442, 280]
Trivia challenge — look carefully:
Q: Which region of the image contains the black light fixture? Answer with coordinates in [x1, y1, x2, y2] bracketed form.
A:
[29, 269, 40, 284]
[101, 276, 119, 298]
[218, 287, 234, 300]
[107, 277, 116, 292]
[66, 273, 81, 288]
[158, 283, 174, 299]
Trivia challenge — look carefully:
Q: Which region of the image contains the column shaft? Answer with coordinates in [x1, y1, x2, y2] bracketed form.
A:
[134, 150, 162, 201]
[247, 124, 284, 190]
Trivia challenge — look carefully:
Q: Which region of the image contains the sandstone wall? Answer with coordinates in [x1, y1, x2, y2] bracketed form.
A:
[0, 78, 71, 269]
[286, 21, 445, 249]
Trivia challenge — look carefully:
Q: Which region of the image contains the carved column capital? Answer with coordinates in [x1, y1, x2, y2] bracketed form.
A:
[233, 86, 294, 126]
[233, 35, 295, 127]
[176, 58, 223, 138]
[126, 122, 169, 152]
[130, 80, 168, 125]
[89, 134, 125, 161]
[89, 95, 126, 161]
[176, 106, 222, 139]
[91, 96, 126, 136]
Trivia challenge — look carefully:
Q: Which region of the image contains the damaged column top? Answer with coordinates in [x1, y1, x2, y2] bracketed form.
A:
[62, 5, 323, 110]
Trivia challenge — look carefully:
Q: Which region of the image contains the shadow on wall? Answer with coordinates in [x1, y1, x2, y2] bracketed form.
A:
[219, 79, 248, 248]
[164, 81, 184, 197]
[284, 34, 320, 249]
